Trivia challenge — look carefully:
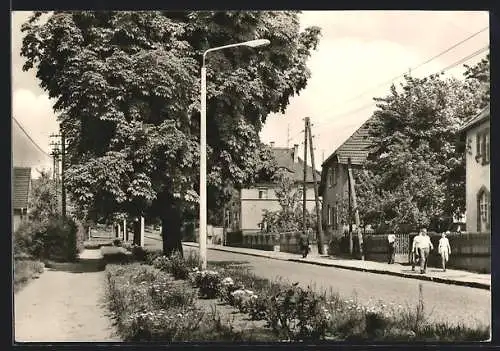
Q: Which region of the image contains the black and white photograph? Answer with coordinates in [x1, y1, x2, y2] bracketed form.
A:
[11, 10, 491, 343]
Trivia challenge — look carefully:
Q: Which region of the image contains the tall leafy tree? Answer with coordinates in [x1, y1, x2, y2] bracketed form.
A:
[357, 60, 488, 232]
[21, 11, 320, 255]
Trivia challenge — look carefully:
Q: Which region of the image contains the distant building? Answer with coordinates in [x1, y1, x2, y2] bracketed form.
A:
[460, 105, 490, 233]
[12, 167, 32, 232]
[319, 118, 373, 237]
[226, 144, 321, 233]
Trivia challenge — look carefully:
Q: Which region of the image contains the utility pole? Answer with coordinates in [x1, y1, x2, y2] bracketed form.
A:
[348, 157, 364, 260]
[306, 118, 327, 255]
[61, 132, 66, 218]
[347, 158, 353, 255]
[49, 134, 61, 211]
[302, 118, 308, 235]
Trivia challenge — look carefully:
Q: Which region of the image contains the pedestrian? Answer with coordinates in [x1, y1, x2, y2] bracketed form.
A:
[418, 228, 434, 274]
[387, 233, 396, 264]
[411, 233, 421, 272]
[299, 231, 310, 258]
[438, 231, 452, 272]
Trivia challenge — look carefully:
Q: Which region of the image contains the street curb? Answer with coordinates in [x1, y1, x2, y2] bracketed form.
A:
[181, 242, 490, 291]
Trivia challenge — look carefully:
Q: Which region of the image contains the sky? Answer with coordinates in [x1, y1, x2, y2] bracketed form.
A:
[11, 11, 490, 176]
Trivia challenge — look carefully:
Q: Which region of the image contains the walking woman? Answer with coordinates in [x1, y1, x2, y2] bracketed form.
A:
[438, 231, 452, 272]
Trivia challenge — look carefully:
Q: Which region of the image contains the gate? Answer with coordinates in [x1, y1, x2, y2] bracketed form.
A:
[394, 233, 410, 263]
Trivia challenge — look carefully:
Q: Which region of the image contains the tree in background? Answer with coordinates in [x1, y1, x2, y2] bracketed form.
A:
[357, 56, 489, 233]
[28, 170, 59, 222]
[21, 11, 321, 255]
[261, 170, 316, 233]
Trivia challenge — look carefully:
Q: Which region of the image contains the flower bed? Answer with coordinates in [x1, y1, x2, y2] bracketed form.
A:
[109, 247, 489, 342]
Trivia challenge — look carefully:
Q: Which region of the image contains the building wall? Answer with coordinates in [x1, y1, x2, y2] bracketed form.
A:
[321, 160, 352, 238]
[240, 185, 317, 231]
[13, 213, 22, 232]
[465, 120, 490, 233]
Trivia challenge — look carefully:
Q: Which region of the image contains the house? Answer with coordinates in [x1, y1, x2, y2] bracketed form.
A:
[460, 105, 490, 233]
[226, 143, 321, 233]
[319, 118, 374, 237]
[13, 167, 32, 232]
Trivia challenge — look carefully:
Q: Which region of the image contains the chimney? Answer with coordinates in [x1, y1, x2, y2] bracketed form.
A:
[293, 144, 299, 163]
[270, 141, 275, 148]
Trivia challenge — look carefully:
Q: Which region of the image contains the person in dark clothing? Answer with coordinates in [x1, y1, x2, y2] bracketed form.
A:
[299, 231, 310, 258]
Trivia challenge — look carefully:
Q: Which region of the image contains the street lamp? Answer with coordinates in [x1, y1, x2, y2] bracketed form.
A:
[199, 39, 270, 270]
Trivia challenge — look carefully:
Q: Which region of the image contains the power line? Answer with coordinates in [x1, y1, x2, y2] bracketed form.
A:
[312, 45, 489, 138]
[12, 117, 52, 158]
[317, 26, 489, 113]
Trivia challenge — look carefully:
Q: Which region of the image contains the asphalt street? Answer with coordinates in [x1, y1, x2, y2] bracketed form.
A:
[144, 236, 490, 329]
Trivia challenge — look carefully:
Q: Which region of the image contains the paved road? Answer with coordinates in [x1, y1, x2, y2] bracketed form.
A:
[145, 237, 490, 329]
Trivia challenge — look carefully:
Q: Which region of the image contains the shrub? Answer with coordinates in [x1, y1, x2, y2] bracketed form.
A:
[14, 216, 80, 262]
[191, 269, 221, 299]
[13, 221, 46, 259]
[169, 252, 190, 280]
[14, 259, 45, 292]
[265, 283, 331, 341]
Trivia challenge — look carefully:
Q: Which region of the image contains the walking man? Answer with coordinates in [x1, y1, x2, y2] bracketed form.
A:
[299, 230, 310, 258]
[419, 228, 434, 274]
[438, 231, 452, 272]
[387, 233, 396, 264]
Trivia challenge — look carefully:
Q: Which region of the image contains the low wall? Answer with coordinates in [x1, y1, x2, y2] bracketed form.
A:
[225, 231, 319, 254]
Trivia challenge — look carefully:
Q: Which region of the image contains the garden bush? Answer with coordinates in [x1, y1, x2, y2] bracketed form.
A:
[13, 216, 80, 262]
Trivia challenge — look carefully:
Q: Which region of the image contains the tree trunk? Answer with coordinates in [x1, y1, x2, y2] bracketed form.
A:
[161, 204, 183, 257]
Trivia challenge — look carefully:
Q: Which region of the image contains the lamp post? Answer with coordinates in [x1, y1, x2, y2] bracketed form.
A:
[199, 39, 270, 270]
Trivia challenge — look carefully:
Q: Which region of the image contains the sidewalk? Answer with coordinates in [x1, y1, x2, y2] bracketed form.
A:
[182, 241, 491, 290]
[14, 249, 120, 342]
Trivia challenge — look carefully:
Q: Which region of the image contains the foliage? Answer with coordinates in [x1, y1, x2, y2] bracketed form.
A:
[28, 170, 59, 223]
[358, 59, 489, 232]
[20, 11, 321, 254]
[190, 267, 222, 299]
[260, 170, 317, 233]
[13, 216, 80, 262]
[14, 259, 45, 293]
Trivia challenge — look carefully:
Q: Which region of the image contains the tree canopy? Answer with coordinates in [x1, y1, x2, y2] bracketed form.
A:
[20, 11, 321, 253]
[356, 56, 489, 233]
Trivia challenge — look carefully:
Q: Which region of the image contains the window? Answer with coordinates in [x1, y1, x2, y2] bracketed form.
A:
[258, 188, 268, 199]
[476, 128, 490, 165]
[477, 188, 490, 232]
[328, 204, 338, 229]
[328, 166, 337, 188]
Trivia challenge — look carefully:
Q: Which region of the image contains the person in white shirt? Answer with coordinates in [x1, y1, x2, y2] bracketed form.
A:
[387, 233, 396, 264]
[412, 228, 433, 274]
[419, 228, 434, 274]
[438, 231, 452, 272]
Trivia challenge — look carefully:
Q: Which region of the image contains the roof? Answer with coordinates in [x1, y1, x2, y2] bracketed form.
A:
[322, 116, 375, 167]
[460, 105, 490, 133]
[271, 147, 320, 183]
[13, 167, 31, 210]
